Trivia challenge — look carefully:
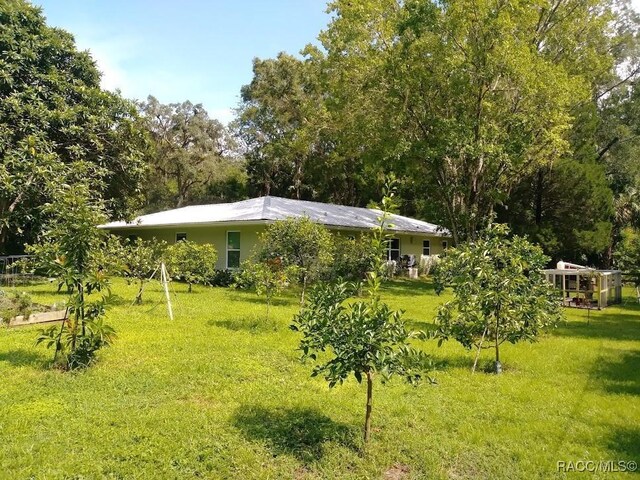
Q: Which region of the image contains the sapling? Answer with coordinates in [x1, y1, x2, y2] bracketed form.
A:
[434, 224, 562, 373]
[292, 181, 431, 442]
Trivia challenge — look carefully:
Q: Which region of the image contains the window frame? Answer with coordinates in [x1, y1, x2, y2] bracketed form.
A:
[176, 232, 187, 242]
[386, 238, 400, 261]
[226, 230, 241, 269]
[422, 239, 431, 256]
[441, 240, 448, 250]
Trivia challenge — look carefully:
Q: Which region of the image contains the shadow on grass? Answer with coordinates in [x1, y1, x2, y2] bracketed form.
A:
[553, 309, 640, 342]
[233, 405, 358, 462]
[430, 353, 474, 372]
[0, 349, 48, 367]
[227, 293, 298, 307]
[606, 426, 640, 460]
[208, 316, 278, 332]
[591, 349, 640, 396]
[405, 318, 437, 332]
[380, 278, 438, 297]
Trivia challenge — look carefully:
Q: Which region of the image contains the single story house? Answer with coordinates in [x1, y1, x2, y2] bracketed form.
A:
[100, 196, 451, 270]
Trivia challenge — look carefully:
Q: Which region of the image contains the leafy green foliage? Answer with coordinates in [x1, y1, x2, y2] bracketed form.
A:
[434, 224, 562, 373]
[293, 282, 428, 387]
[236, 258, 299, 322]
[615, 228, 640, 300]
[292, 184, 431, 442]
[0, 1, 148, 253]
[121, 238, 167, 304]
[139, 96, 245, 210]
[329, 234, 377, 281]
[0, 290, 33, 325]
[0, 277, 639, 476]
[27, 185, 116, 370]
[167, 241, 217, 292]
[255, 217, 333, 303]
[502, 158, 614, 264]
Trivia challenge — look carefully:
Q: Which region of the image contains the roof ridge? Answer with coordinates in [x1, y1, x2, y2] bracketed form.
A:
[262, 195, 271, 219]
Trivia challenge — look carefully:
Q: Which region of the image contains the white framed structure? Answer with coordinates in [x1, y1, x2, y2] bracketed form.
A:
[543, 261, 622, 309]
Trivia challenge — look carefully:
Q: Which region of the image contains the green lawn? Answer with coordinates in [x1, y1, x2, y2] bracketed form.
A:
[0, 278, 638, 479]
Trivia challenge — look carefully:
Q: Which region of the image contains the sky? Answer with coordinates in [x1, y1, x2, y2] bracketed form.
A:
[32, 1, 640, 125]
[32, 1, 331, 124]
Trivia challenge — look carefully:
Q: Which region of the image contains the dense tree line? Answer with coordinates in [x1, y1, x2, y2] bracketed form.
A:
[235, 0, 640, 266]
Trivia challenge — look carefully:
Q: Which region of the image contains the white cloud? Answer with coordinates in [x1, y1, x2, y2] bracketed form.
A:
[70, 31, 236, 124]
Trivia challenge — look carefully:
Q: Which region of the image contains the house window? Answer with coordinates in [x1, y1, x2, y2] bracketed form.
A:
[176, 232, 187, 242]
[423, 240, 431, 256]
[386, 238, 400, 261]
[227, 231, 241, 269]
[442, 240, 448, 250]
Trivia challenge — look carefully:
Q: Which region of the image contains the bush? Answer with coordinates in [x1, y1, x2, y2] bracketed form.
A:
[121, 238, 167, 304]
[329, 234, 376, 281]
[255, 217, 333, 303]
[209, 269, 237, 287]
[235, 259, 298, 322]
[28, 185, 116, 370]
[0, 291, 34, 325]
[167, 241, 217, 292]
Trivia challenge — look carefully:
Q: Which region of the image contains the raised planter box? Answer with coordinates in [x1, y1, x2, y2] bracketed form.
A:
[8, 309, 67, 327]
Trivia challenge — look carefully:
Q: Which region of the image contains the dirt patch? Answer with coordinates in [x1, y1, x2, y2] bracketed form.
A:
[384, 463, 410, 480]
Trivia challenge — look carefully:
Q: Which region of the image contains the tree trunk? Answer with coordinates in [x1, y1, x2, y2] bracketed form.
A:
[266, 297, 270, 323]
[472, 325, 488, 373]
[535, 169, 544, 225]
[136, 279, 143, 304]
[494, 312, 502, 374]
[364, 370, 374, 443]
[300, 275, 307, 305]
[188, 282, 192, 293]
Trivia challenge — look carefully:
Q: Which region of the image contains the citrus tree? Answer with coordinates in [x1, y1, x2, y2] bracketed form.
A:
[122, 238, 167, 304]
[236, 258, 299, 323]
[434, 224, 562, 373]
[292, 185, 431, 443]
[167, 241, 217, 292]
[255, 217, 333, 303]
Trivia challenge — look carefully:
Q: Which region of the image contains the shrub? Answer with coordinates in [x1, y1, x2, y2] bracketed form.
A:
[292, 182, 431, 442]
[209, 269, 237, 287]
[329, 234, 377, 281]
[236, 259, 298, 322]
[255, 217, 333, 303]
[0, 291, 33, 325]
[121, 238, 167, 304]
[167, 241, 217, 292]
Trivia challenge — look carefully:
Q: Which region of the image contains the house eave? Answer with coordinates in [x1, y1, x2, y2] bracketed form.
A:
[100, 218, 449, 236]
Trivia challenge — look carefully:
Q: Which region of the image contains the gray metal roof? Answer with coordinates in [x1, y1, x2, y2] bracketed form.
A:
[100, 196, 448, 235]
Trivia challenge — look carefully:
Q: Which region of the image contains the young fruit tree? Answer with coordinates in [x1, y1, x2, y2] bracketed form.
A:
[167, 240, 217, 292]
[122, 238, 167, 304]
[291, 187, 431, 443]
[236, 258, 299, 323]
[255, 217, 333, 304]
[27, 184, 117, 370]
[434, 224, 562, 374]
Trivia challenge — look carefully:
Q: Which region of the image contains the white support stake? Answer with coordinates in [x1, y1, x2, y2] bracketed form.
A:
[161, 262, 174, 321]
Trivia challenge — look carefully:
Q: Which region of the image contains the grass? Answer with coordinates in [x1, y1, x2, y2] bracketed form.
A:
[0, 278, 638, 479]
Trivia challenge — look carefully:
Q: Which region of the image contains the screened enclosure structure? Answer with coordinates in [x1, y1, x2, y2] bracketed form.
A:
[543, 261, 622, 309]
